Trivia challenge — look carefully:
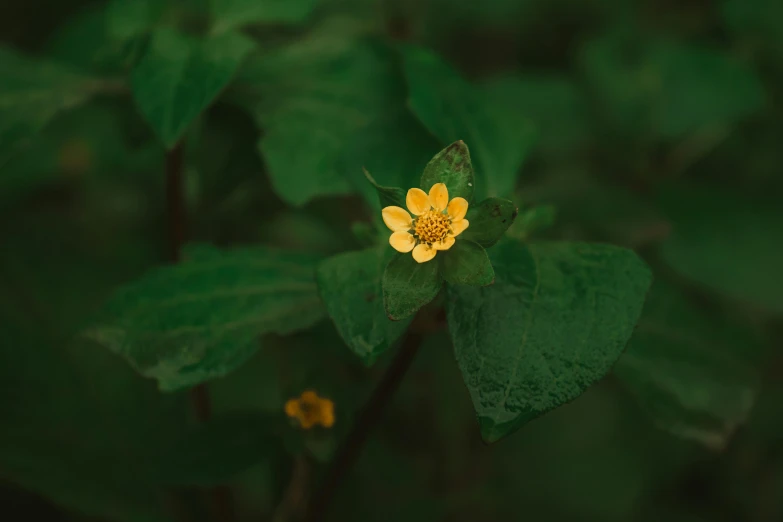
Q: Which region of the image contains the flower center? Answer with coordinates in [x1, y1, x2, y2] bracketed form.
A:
[414, 210, 451, 245]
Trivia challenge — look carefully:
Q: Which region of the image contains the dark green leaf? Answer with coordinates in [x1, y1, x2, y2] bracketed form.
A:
[402, 46, 535, 198]
[85, 244, 326, 391]
[0, 47, 100, 166]
[460, 197, 518, 247]
[447, 240, 651, 443]
[508, 205, 558, 240]
[659, 184, 783, 314]
[383, 253, 443, 321]
[242, 39, 406, 206]
[363, 168, 406, 209]
[615, 281, 761, 449]
[420, 140, 475, 202]
[131, 28, 254, 148]
[211, 0, 317, 32]
[107, 0, 162, 41]
[441, 240, 494, 287]
[318, 248, 412, 364]
[346, 107, 439, 211]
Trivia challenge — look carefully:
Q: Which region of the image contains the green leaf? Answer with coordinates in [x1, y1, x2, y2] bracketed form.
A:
[420, 140, 475, 202]
[346, 106, 439, 211]
[107, 0, 162, 41]
[447, 240, 651, 443]
[317, 248, 412, 364]
[131, 28, 254, 148]
[0, 47, 100, 166]
[460, 197, 518, 247]
[580, 36, 765, 139]
[383, 253, 443, 321]
[85, 244, 326, 391]
[614, 281, 760, 449]
[243, 39, 406, 206]
[363, 168, 406, 209]
[441, 240, 494, 287]
[211, 0, 317, 32]
[658, 183, 783, 314]
[402, 46, 536, 198]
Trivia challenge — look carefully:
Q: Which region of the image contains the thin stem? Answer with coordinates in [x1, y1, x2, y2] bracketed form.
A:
[165, 142, 235, 522]
[304, 332, 424, 522]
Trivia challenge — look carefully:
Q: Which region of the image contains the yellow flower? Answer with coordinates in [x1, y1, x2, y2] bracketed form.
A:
[381, 183, 469, 263]
[284, 390, 335, 429]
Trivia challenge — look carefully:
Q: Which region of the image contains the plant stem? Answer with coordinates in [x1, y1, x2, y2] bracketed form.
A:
[304, 332, 424, 522]
[165, 142, 235, 522]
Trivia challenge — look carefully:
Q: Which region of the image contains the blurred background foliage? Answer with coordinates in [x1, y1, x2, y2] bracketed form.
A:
[1, 0, 782, 521]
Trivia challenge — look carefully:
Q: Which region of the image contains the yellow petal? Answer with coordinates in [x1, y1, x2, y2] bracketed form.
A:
[450, 219, 469, 237]
[320, 400, 335, 428]
[433, 236, 455, 250]
[428, 183, 449, 211]
[412, 243, 437, 263]
[381, 206, 413, 232]
[406, 188, 430, 215]
[284, 399, 299, 417]
[447, 197, 469, 221]
[389, 231, 416, 253]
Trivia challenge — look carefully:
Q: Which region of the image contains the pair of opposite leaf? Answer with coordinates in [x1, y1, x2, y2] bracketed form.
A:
[367, 141, 519, 320]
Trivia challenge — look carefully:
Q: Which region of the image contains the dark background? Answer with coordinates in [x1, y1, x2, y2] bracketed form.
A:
[1, 0, 782, 521]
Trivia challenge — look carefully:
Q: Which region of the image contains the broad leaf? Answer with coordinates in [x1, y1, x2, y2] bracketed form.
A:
[614, 281, 760, 449]
[447, 240, 651, 443]
[441, 240, 494, 287]
[131, 28, 254, 148]
[86, 244, 326, 391]
[420, 140, 475, 201]
[659, 184, 783, 314]
[317, 248, 412, 364]
[241, 35, 407, 206]
[363, 168, 406, 209]
[383, 253, 442, 321]
[402, 46, 535, 198]
[348, 107, 439, 211]
[211, 0, 317, 33]
[0, 47, 100, 166]
[460, 197, 518, 247]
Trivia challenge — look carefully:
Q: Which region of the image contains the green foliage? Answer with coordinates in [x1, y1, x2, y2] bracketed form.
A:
[659, 184, 783, 314]
[460, 197, 519, 247]
[363, 168, 406, 209]
[615, 281, 760, 449]
[86, 244, 325, 391]
[241, 35, 407, 206]
[402, 46, 536, 198]
[441, 240, 494, 286]
[383, 253, 443, 321]
[131, 28, 255, 148]
[317, 248, 412, 364]
[210, 0, 318, 32]
[447, 240, 651, 442]
[0, 47, 101, 166]
[2, 0, 782, 519]
[420, 140, 475, 201]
